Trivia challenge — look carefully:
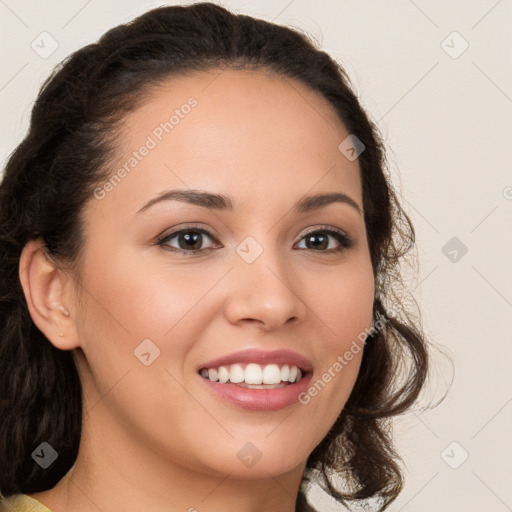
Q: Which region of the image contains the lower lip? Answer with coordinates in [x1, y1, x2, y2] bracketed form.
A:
[199, 373, 313, 411]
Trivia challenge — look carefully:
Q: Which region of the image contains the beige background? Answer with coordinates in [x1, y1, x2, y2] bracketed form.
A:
[1, 1, 511, 510]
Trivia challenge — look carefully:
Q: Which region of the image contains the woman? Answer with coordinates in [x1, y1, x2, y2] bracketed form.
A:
[0, 3, 432, 511]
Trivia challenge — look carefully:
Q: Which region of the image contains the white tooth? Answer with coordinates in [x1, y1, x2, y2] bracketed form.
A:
[280, 364, 290, 382]
[262, 364, 282, 384]
[288, 365, 298, 383]
[218, 366, 229, 383]
[295, 368, 302, 382]
[200, 368, 209, 378]
[229, 364, 245, 383]
[244, 363, 262, 384]
[208, 368, 219, 382]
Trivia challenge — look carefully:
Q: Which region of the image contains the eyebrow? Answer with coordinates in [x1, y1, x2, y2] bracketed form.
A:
[136, 189, 362, 216]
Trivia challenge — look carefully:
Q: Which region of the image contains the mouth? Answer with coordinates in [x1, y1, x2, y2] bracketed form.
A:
[198, 362, 309, 389]
[196, 348, 314, 410]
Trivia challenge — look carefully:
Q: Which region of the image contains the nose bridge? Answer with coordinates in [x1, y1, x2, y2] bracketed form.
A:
[223, 233, 305, 330]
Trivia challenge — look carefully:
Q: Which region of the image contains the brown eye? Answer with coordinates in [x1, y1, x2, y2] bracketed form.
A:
[157, 224, 353, 257]
[157, 227, 219, 255]
[295, 227, 354, 253]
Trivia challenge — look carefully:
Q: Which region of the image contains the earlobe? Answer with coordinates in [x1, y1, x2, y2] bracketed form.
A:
[19, 238, 80, 350]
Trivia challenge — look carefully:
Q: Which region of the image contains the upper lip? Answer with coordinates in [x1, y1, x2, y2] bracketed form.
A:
[198, 349, 313, 374]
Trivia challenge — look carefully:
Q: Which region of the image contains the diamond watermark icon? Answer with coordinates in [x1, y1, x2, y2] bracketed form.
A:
[442, 236, 468, 263]
[134, 338, 161, 366]
[441, 441, 469, 469]
[338, 134, 365, 161]
[441, 31, 469, 59]
[237, 442, 262, 468]
[31, 31, 59, 59]
[32, 442, 58, 469]
[236, 236, 263, 264]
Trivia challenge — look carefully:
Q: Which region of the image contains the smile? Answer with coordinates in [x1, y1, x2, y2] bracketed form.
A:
[199, 363, 304, 386]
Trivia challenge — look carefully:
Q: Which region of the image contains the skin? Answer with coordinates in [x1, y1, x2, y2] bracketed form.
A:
[20, 68, 375, 512]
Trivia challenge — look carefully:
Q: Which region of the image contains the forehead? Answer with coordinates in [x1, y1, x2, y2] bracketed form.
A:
[88, 68, 362, 218]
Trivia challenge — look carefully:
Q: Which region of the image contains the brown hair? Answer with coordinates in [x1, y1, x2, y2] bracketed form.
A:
[0, 3, 436, 510]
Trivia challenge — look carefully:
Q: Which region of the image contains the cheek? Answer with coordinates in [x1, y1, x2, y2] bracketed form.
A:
[74, 246, 225, 412]
[306, 256, 375, 342]
[77, 245, 206, 342]
[296, 256, 374, 419]
[72, 252, 204, 444]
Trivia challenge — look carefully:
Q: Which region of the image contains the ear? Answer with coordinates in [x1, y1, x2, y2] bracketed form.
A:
[19, 238, 80, 350]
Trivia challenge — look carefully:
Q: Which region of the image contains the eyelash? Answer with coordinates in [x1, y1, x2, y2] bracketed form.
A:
[156, 224, 354, 257]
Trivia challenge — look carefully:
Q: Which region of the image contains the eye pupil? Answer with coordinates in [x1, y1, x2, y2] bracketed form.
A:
[307, 233, 328, 250]
[180, 232, 202, 250]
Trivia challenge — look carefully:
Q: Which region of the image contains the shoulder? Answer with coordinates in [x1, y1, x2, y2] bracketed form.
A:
[0, 494, 51, 512]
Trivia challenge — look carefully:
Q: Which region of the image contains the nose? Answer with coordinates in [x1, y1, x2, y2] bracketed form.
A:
[223, 248, 307, 332]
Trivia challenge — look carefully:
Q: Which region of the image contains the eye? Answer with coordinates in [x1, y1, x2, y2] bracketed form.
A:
[156, 224, 354, 256]
[295, 226, 354, 253]
[157, 224, 220, 255]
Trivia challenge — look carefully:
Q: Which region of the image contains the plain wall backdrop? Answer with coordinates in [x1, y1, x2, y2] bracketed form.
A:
[1, 1, 511, 510]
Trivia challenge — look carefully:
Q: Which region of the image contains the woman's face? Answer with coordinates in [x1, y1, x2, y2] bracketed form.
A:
[70, 68, 375, 479]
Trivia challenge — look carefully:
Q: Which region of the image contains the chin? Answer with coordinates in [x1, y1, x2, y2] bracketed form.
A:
[198, 438, 309, 479]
